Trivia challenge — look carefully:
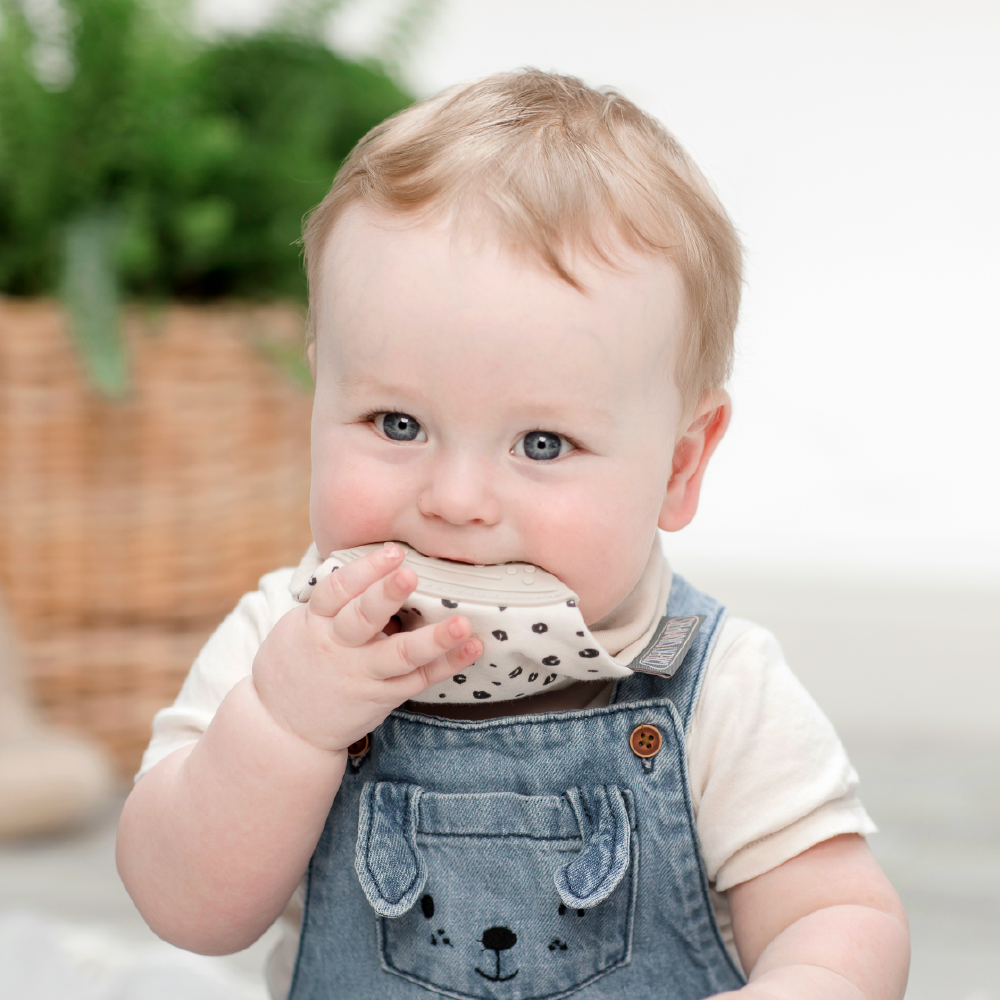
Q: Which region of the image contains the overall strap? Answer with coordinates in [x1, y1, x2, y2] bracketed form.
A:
[611, 573, 726, 734]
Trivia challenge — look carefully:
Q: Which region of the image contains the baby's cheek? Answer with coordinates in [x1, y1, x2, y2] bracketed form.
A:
[519, 496, 653, 625]
[310, 458, 400, 551]
[564, 551, 650, 625]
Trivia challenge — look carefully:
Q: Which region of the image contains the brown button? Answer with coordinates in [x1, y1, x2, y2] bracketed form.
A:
[629, 724, 662, 758]
[347, 734, 370, 758]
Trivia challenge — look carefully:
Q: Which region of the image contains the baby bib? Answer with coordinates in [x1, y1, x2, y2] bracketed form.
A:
[290, 543, 701, 703]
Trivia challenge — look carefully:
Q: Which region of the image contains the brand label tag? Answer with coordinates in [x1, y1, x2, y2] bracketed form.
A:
[634, 615, 705, 677]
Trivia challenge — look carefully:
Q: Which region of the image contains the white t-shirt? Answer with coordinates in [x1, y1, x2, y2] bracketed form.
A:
[137, 565, 875, 995]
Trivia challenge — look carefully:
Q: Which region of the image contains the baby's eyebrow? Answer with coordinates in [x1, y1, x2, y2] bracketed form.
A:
[332, 373, 411, 397]
[333, 371, 616, 426]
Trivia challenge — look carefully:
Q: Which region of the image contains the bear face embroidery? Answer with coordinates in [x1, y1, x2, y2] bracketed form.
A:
[411, 891, 593, 985]
[368, 785, 635, 997]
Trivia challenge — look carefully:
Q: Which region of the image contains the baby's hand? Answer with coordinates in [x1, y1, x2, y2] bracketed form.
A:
[253, 544, 481, 752]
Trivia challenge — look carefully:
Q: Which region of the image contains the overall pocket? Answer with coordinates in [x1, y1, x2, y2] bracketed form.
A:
[355, 782, 637, 1000]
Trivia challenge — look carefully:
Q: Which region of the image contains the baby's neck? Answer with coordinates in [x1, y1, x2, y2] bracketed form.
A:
[405, 680, 611, 721]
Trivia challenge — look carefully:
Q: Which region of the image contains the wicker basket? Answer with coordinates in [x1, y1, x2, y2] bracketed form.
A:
[0, 298, 314, 776]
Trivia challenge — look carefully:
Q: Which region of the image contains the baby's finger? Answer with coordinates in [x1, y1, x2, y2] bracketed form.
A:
[330, 565, 417, 648]
[308, 544, 405, 619]
[368, 616, 478, 680]
[408, 640, 485, 692]
[388, 638, 484, 701]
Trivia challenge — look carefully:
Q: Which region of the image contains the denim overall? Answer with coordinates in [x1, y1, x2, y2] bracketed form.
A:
[288, 574, 745, 1000]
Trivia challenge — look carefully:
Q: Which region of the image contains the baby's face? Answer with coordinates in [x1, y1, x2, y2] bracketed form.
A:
[309, 207, 699, 624]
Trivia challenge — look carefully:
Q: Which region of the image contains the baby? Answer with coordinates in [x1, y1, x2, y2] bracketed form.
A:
[117, 71, 909, 999]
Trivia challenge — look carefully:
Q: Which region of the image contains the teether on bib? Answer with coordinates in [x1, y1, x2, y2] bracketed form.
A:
[290, 543, 639, 703]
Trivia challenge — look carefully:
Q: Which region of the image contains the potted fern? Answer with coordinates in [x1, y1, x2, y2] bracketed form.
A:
[0, 0, 416, 773]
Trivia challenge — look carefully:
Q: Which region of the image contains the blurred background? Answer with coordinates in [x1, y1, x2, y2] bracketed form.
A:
[0, 1, 997, 998]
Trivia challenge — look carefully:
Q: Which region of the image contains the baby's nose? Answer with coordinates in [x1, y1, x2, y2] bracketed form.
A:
[418, 453, 501, 526]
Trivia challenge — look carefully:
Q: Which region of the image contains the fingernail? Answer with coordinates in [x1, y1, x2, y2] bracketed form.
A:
[463, 641, 479, 657]
[383, 544, 402, 560]
[448, 619, 465, 639]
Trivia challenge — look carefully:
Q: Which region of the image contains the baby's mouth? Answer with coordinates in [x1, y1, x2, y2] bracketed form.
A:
[393, 539, 526, 571]
[414, 548, 478, 566]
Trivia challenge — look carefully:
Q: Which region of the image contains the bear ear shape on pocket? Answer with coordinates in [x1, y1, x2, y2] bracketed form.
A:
[355, 782, 427, 917]
[554, 786, 632, 909]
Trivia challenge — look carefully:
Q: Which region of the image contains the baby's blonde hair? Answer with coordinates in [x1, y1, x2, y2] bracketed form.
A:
[303, 69, 742, 404]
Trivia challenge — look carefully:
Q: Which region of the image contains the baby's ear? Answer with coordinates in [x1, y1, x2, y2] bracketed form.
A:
[658, 389, 731, 533]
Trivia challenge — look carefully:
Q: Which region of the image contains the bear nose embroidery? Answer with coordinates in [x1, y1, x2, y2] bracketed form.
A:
[481, 926, 517, 952]
[476, 926, 520, 983]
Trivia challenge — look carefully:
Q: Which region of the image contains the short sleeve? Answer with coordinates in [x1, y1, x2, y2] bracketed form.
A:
[135, 567, 299, 781]
[687, 617, 876, 892]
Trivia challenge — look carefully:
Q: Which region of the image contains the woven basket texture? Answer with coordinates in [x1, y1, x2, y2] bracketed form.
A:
[0, 298, 313, 776]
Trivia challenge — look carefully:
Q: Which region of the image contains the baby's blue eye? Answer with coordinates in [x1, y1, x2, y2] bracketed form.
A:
[516, 430, 571, 461]
[377, 412, 425, 442]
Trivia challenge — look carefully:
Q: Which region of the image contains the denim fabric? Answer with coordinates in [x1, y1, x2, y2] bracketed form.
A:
[289, 574, 744, 1000]
[356, 782, 427, 916]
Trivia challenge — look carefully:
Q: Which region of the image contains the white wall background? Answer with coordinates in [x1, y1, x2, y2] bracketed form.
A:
[200, 0, 1000, 583]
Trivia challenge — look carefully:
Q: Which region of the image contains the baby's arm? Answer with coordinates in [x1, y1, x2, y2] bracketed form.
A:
[717, 833, 909, 1000]
[116, 545, 481, 955]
